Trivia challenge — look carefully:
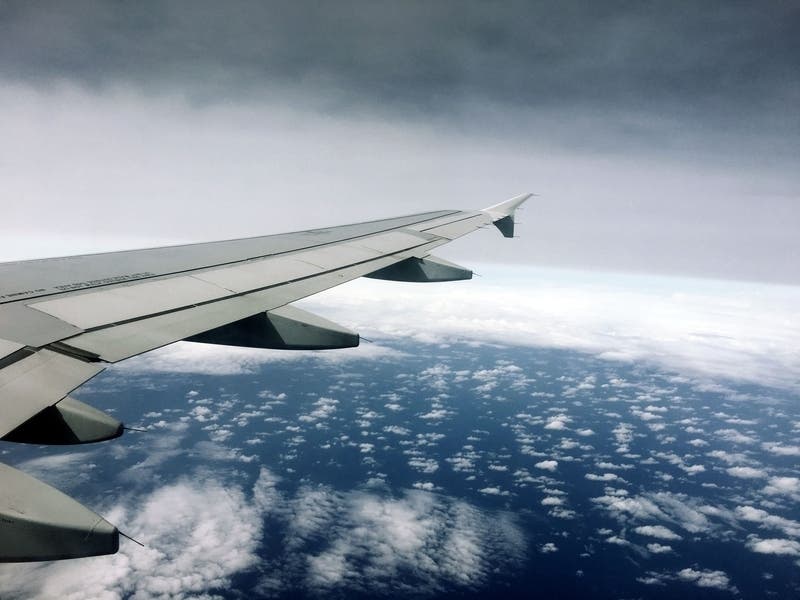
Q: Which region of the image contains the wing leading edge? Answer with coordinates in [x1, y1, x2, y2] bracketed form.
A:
[0, 193, 531, 562]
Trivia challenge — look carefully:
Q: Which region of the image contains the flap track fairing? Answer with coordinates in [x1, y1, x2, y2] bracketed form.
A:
[364, 256, 472, 282]
[1, 396, 123, 445]
[186, 304, 359, 351]
[0, 463, 119, 562]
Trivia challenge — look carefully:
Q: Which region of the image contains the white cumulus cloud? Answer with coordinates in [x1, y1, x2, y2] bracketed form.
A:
[633, 525, 683, 541]
[746, 538, 800, 556]
[727, 466, 767, 479]
[677, 567, 734, 591]
[534, 460, 558, 472]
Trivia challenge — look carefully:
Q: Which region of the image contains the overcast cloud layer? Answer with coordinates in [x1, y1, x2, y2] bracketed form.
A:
[112, 265, 800, 391]
[2, 1, 798, 137]
[1, 1, 798, 281]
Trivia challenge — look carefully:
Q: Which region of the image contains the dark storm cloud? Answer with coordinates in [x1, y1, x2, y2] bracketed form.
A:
[1, 1, 798, 283]
[1, 1, 798, 135]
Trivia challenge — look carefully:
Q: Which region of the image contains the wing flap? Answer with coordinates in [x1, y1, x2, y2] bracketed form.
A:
[0, 304, 83, 348]
[28, 275, 232, 330]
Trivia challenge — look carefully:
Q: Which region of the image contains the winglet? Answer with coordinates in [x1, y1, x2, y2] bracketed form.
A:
[481, 193, 532, 238]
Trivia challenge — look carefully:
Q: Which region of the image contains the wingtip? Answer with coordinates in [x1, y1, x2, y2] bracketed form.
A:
[482, 193, 534, 219]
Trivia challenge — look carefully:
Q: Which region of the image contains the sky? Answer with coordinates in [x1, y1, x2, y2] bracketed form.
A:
[3, 5, 800, 598]
[1, 1, 799, 282]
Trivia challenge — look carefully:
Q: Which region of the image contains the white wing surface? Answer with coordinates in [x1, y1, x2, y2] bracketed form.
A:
[0, 194, 530, 561]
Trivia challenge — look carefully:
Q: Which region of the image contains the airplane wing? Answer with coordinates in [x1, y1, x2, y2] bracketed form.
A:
[0, 193, 530, 562]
